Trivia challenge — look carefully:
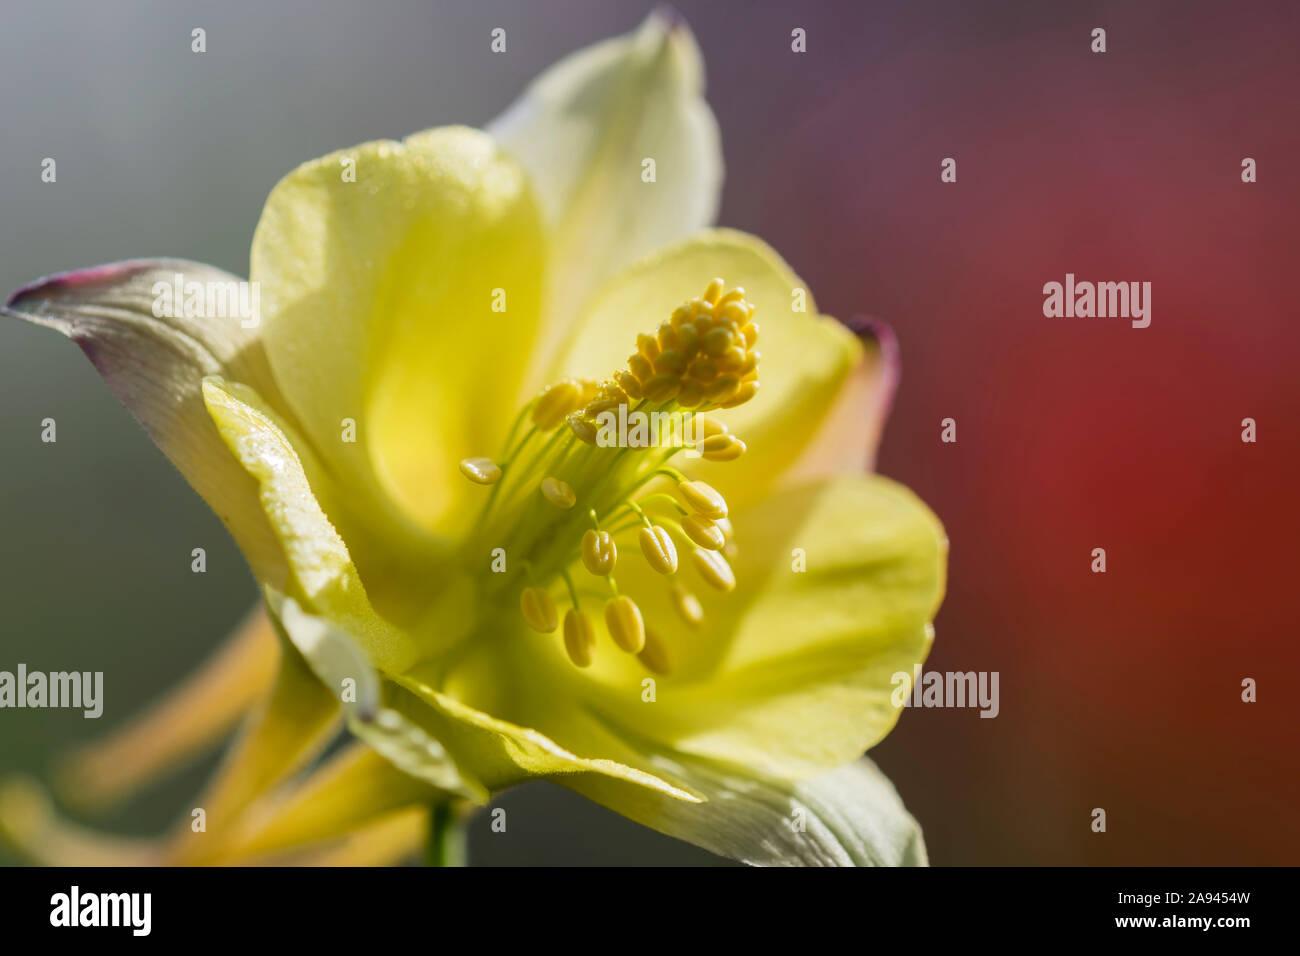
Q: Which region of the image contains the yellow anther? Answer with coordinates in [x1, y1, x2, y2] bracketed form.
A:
[716, 346, 747, 372]
[698, 433, 732, 454]
[716, 287, 746, 308]
[714, 516, 734, 542]
[639, 525, 678, 574]
[638, 627, 673, 675]
[653, 349, 687, 375]
[682, 513, 725, 550]
[628, 353, 654, 381]
[702, 436, 747, 462]
[670, 583, 704, 626]
[636, 332, 660, 360]
[563, 609, 596, 668]
[520, 586, 559, 633]
[459, 457, 501, 484]
[567, 413, 598, 444]
[616, 370, 643, 400]
[677, 379, 704, 408]
[540, 476, 576, 509]
[615, 279, 759, 410]
[531, 379, 585, 431]
[694, 414, 728, 438]
[705, 373, 741, 403]
[702, 326, 734, 357]
[718, 301, 750, 326]
[719, 380, 759, 409]
[692, 547, 736, 592]
[604, 595, 645, 653]
[580, 528, 617, 576]
[641, 373, 681, 403]
[679, 480, 728, 519]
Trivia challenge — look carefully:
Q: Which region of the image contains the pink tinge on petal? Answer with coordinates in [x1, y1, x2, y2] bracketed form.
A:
[843, 314, 901, 467]
[6, 260, 159, 309]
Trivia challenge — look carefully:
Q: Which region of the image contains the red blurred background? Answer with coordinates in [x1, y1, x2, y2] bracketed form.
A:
[686, 0, 1299, 863]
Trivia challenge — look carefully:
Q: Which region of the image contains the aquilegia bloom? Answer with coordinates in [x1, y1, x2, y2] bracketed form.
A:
[0, 13, 945, 866]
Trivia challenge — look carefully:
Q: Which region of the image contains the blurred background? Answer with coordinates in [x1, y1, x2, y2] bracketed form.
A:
[1, 0, 1296, 865]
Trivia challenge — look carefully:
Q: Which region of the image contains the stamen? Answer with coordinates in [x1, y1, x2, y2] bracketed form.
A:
[701, 435, 747, 461]
[459, 457, 501, 484]
[563, 609, 596, 668]
[580, 528, 617, 576]
[638, 525, 678, 575]
[678, 480, 728, 519]
[637, 627, 673, 675]
[605, 595, 646, 653]
[692, 548, 736, 592]
[531, 379, 586, 430]
[459, 279, 758, 672]
[681, 514, 725, 551]
[540, 476, 576, 509]
[520, 586, 559, 633]
[670, 583, 704, 627]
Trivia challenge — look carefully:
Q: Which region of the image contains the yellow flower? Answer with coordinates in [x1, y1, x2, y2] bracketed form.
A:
[0, 13, 945, 866]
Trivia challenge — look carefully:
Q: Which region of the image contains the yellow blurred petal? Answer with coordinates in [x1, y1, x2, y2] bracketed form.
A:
[218, 744, 441, 862]
[56, 604, 279, 811]
[0, 776, 161, 866]
[167, 638, 340, 864]
[489, 11, 722, 376]
[551, 230, 862, 507]
[253, 807, 428, 867]
[251, 126, 547, 537]
[3, 259, 289, 582]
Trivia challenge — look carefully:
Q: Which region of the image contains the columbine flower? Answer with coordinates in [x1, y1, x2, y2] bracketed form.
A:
[0, 13, 945, 866]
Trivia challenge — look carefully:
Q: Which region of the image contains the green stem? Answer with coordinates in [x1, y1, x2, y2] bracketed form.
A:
[426, 803, 467, 867]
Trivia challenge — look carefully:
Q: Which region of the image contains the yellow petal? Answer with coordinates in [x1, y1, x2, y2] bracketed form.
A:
[201, 376, 420, 671]
[250, 126, 547, 537]
[3, 259, 288, 582]
[551, 230, 862, 507]
[56, 604, 278, 810]
[566, 755, 927, 867]
[270, 595, 699, 806]
[489, 11, 721, 376]
[780, 318, 900, 482]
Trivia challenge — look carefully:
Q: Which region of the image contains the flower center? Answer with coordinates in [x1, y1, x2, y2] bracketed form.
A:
[458, 278, 759, 673]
